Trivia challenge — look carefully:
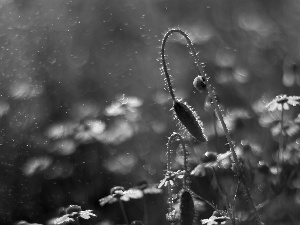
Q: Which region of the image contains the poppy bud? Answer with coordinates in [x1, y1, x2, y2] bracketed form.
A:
[173, 99, 207, 142]
[193, 76, 207, 93]
[180, 190, 195, 225]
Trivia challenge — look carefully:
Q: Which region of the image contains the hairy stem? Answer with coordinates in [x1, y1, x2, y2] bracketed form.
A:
[162, 29, 261, 225]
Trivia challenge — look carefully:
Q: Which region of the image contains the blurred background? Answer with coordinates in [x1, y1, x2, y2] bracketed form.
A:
[1, 0, 300, 224]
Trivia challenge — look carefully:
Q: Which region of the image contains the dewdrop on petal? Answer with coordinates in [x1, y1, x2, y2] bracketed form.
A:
[193, 76, 207, 93]
[173, 99, 207, 142]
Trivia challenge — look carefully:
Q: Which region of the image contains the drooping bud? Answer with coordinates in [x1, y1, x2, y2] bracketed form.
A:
[180, 190, 195, 225]
[173, 99, 207, 142]
[193, 76, 207, 93]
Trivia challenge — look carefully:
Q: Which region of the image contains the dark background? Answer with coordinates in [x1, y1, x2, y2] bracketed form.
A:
[1, 0, 300, 224]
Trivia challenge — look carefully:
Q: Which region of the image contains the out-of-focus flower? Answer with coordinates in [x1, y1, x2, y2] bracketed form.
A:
[74, 119, 106, 142]
[9, 82, 44, 100]
[158, 170, 186, 188]
[23, 157, 53, 176]
[99, 186, 143, 206]
[271, 121, 299, 137]
[97, 119, 135, 145]
[202, 211, 230, 225]
[46, 122, 78, 140]
[104, 95, 142, 116]
[266, 95, 300, 111]
[49, 205, 96, 225]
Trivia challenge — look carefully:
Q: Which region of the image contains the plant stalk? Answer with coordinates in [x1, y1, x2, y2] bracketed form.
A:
[162, 29, 262, 225]
[118, 199, 129, 225]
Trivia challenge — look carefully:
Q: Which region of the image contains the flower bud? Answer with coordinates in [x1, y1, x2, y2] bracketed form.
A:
[173, 99, 207, 142]
[180, 190, 195, 225]
[193, 76, 207, 93]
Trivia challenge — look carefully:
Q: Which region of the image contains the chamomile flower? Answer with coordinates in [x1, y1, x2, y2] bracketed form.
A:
[266, 95, 300, 111]
[50, 205, 96, 225]
[99, 186, 143, 206]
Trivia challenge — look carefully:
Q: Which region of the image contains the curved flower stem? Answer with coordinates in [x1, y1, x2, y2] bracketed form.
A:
[161, 31, 176, 101]
[162, 29, 262, 225]
[118, 199, 129, 225]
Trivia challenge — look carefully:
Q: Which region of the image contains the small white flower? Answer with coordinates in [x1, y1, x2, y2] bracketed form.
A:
[50, 207, 96, 225]
[99, 186, 143, 206]
[266, 95, 300, 111]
